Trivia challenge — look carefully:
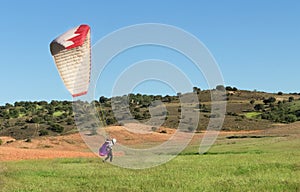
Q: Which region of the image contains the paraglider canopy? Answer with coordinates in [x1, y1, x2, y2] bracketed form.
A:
[50, 24, 91, 97]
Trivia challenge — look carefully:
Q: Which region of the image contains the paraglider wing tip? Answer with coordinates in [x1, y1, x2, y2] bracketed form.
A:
[72, 91, 88, 97]
[49, 41, 65, 56]
[80, 24, 90, 28]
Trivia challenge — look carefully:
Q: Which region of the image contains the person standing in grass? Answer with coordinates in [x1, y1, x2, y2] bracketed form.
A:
[103, 138, 116, 162]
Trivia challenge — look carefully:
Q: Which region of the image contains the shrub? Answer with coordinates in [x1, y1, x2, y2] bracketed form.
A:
[160, 129, 167, 134]
[26, 117, 41, 123]
[151, 127, 157, 132]
[285, 114, 297, 123]
[216, 85, 225, 91]
[15, 120, 25, 126]
[117, 122, 125, 126]
[288, 97, 294, 102]
[227, 112, 238, 116]
[254, 104, 265, 111]
[39, 130, 49, 136]
[4, 121, 10, 128]
[134, 113, 143, 120]
[66, 117, 74, 125]
[21, 125, 28, 130]
[225, 86, 238, 91]
[106, 117, 116, 125]
[209, 114, 219, 118]
[188, 126, 196, 132]
[48, 124, 64, 133]
[263, 97, 276, 104]
[90, 128, 98, 135]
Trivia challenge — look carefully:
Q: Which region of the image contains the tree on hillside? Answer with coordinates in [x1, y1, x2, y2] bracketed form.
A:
[216, 85, 225, 91]
[99, 96, 108, 103]
[225, 86, 238, 91]
[5, 103, 13, 108]
[254, 104, 264, 111]
[48, 123, 64, 133]
[285, 114, 297, 123]
[263, 97, 276, 105]
[50, 100, 59, 106]
[0, 110, 9, 119]
[9, 108, 19, 118]
[193, 87, 201, 94]
[162, 95, 172, 102]
[288, 96, 294, 102]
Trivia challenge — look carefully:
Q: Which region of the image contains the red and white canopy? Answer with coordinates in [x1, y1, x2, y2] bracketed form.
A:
[50, 24, 91, 97]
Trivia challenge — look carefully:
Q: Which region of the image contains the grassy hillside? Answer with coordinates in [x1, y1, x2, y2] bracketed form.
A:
[0, 101, 75, 140]
[1, 88, 300, 141]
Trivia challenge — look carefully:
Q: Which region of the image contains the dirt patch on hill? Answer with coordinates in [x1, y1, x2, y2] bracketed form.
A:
[0, 124, 176, 161]
[104, 124, 176, 145]
[1, 122, 299, 161]
[0, 133, 97, 161]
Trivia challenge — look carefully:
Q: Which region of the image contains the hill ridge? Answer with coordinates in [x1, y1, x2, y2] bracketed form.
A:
[1, 88, 300, 140]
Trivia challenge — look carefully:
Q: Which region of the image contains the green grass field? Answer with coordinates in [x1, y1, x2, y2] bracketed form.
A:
[1, 135, 299, 192]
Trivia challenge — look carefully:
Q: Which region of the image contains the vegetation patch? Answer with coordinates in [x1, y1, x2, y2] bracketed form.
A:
[53, 111, 64, 117]
[203, 149, 265, 155]
[1, 88, 300, 139]
[244, 112, 261, 118]
[226, 135, 273, 139]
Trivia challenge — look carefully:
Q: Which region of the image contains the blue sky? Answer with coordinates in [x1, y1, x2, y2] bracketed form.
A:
[0, 0, 299, 105]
